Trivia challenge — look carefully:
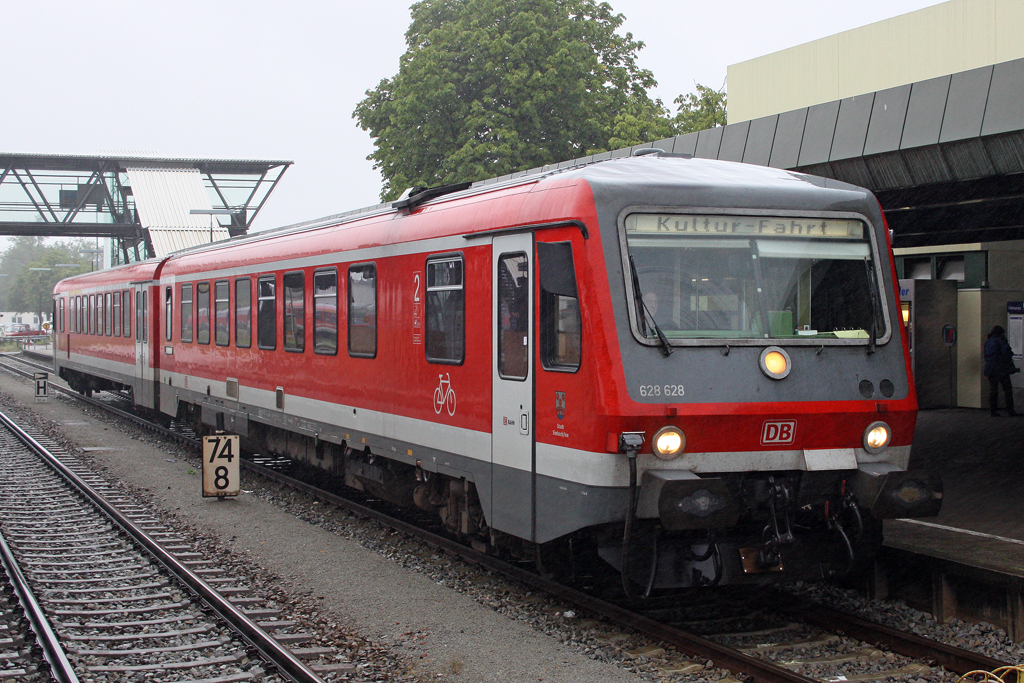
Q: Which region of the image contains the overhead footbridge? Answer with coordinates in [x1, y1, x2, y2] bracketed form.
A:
[0, 153, 291, 262]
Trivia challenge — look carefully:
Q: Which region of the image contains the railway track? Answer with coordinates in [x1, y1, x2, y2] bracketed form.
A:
[2, 350, 1017, 683]
[0, 392, 345, 682]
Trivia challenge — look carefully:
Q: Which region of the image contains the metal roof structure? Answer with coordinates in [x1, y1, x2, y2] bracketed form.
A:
[472, 57, 1024, 250]
[0, 153, 291, 262]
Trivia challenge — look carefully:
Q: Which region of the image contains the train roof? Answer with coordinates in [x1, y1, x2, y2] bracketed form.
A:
[54, 259, 162, 293]
[53, 155, 878, 290]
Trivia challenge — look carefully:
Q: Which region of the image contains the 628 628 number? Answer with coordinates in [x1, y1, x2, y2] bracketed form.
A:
[638, 384, 685, 398]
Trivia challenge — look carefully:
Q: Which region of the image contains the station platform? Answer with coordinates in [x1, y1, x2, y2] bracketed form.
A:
[880, 408, 1024, 633]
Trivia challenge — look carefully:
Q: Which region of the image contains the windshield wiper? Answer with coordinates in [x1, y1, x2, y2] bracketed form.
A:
[628, 254, 673, 357]
[864, 258, 879, 355]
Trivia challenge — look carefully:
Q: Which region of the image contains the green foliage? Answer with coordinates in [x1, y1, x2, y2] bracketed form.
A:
[672, 83, 728, 134]
[0, 238, 93, 322]
[353, 0, 669, 200]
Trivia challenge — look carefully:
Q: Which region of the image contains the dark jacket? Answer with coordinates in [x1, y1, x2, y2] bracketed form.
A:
[984, 335, 1016, 377]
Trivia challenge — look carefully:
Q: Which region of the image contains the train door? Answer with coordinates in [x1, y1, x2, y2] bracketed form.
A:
[491, 233, 535, 540]
[133, 283, 154, 409]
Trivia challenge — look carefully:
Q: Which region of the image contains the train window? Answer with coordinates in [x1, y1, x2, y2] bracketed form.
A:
[142, 290, 148, 342]
[181, 284, 193, 343]
[537, 242, 581, 372]
[75, 296, 80, 334]
[165, 287, 173, 341]
[623, 214, 887, 344]
[235, 278, 252, 348]
[142, 290, 149, 342]
[497, 253, 529, 380]
[89, 294, 95, 335]
[123, 291, 131, 338]
[97, 294, 104, 335]
[215, 280, 230, 346]
[104, 292, 111, 335]
[58, 298, 65, 333]
[197, 282, 211, 345]
[112, 292, 120, 336]
[425, 256, 464, 364]
[348, 264, 376, 358]
[283, 271, 304, 352]
[313, 269, 337, 355]
[257, 275, 276, 350]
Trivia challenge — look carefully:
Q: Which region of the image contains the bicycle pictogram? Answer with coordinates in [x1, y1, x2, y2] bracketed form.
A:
[433, 373, 457, 416]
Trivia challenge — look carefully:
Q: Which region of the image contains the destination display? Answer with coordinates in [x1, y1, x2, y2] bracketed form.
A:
[626, 214, 865, 239]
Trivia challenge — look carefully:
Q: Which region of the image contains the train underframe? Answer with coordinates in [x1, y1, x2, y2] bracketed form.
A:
[168, 399, 941, 591]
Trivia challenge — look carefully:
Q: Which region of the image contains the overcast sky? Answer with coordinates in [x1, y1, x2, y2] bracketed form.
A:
[3, 0, 942, 233]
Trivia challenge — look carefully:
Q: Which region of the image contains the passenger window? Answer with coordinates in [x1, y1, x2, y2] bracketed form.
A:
[425, 256, 464, 364]
[215, 280, 230, 346]
[497, 253, 529, 380]
[181, 284, 193, 343]
[257, 275, 276, 350]
[141, 290, 148, 342]
[283, 271, 304, 352]
[97, 294, 104, 335]
[123, 291, 131, 337]
[314, 269, 338, 355]
[112, 292, 121, 336]
[348, 264, 376, 357]
[197, 282, 211, 345]
[104, 292, 112, 335]
[59, 298, 65, 332]
[76, 296, 81, 333]
[89, 294, 95, 335]
[537, 242, 581, 371]
[142, 291, 147, 342]
[235, 278, 252, 348]
[165, 287, 173, 341]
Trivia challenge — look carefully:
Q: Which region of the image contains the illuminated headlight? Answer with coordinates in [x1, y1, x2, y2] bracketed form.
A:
[759, 346, 791, 380]
[863, 421, 891, 454]
[652, 426, 686, 460]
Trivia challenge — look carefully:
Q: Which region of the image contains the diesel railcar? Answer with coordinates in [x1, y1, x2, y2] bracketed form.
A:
[52, 154, 941, 591]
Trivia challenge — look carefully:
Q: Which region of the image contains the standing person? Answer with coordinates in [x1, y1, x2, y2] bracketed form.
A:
[984, 325, 1020, 416]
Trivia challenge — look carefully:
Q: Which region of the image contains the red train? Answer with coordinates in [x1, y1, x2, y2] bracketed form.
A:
[52, 154, 941, 590]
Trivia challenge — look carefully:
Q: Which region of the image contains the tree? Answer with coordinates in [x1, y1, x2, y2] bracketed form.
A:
[354, 0, 670, 200]
[672, 83, 728, 134]
[0, 238, 92, 327]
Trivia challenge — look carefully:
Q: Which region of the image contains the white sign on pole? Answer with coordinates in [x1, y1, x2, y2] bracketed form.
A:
[202, 434, 240, 498]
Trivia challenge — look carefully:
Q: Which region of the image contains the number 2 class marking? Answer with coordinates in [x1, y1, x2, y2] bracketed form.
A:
[208, 437, 235, 463]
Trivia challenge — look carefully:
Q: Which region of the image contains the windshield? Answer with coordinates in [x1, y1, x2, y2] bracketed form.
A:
[624, 213, 887, 342]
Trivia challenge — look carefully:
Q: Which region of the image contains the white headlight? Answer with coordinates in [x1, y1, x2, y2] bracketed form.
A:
[652, 426, 686, 460]
[863, 421, 891, 454]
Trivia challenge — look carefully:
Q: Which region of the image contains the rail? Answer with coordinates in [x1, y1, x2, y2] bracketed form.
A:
[0, 407, 326, 683]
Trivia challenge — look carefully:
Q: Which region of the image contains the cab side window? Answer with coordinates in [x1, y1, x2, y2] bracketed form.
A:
[537, 241, 581, 372]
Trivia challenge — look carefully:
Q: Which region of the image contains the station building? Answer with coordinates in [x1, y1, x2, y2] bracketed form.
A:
[669, 0, 1023, 409]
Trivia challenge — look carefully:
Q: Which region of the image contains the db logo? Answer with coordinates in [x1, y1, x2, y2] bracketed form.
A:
[761, 420, 796, 445]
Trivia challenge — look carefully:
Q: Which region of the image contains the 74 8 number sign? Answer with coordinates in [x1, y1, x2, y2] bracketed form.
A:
[202, 434, 240, 498]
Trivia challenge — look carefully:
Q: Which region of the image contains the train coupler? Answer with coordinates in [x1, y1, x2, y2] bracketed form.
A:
[757, 476, 795, 569]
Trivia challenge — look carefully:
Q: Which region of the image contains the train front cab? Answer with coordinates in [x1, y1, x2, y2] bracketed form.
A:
[586, 197, 944, 590]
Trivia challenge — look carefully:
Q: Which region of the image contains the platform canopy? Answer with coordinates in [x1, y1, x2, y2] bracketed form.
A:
[473, 57, 1024, 250]
[0, 153, 291, 262]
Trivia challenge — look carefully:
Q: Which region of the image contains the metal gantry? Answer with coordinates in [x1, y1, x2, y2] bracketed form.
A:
[0, 153, 291, 264]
